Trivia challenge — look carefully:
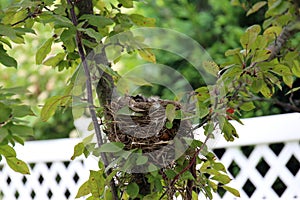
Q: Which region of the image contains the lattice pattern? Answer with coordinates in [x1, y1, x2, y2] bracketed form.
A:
[0, 113, 299, 200]
[212, 141, 300, 199]
[0, 159, 90, 200]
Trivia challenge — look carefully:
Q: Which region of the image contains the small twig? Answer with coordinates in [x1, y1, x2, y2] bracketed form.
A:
[66, 0, 118, 199]
[159, 132, 212, 200]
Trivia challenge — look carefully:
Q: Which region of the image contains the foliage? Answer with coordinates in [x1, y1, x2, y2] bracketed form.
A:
[0, 86, 33, 174]
[0, 0, 299, 200]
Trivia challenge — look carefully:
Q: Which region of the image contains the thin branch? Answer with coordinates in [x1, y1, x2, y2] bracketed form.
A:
[66, 0, 118, 199]
[159, 132, 212, 200]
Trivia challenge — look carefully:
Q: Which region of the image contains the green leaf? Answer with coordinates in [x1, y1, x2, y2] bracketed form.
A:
[36, 37, 54, 64]
[129, 14, 156, 27]
[286, 86, 300, 95]
[79, 28, 103, 43]
[41, 95, 69, 122]
[0, 102, 12, 123]
[251, 78, 263, 93]
[212, 162, 227, 173]
[88, 170, 104, 198]
[105, 170, 117, 185]
[222, 185, 240, 197]
[79, 14, 113, 28]
[0, 24, 17, 40]
[6, 157, 30, 174]
[126, 182, 139, 198]
[240, 25, 261, 49]
[165, 121, 173, 129]
[225, 48, 241, 56]
[291, 61, 300, 77]
[118, 0, 133, 8]
[260, 82, 273, 98]
[222, 120, 238, 141]
[124, 76, 153, 87]
[43, 52, 65, 67]
[83, 133, 95, 145]
[75, 180, 90, 198]
[165, 104, 176, 123]
[271, 64, 292, 76]
[10, 125, 34, 136]
[12, 105, 35, 118]
[240, 102, 255, 111]
[0, 144, 16, 157]
[138, 48, 156, 63]
[211, 174, 231, 184]
[136, 155, 148, 165]
[283, 75, 294, 88]
[0, 128, 9, 143]
[104, 188, 113, 200]
[71, 142, 85, 160]
[0, 45, 17, 68]
[181, 171, 195, 181]
[12, 135, 25, 145]
[60, 28, 76, 52]
[246, 1, 267, 16]
[98, 142, 124, 153]
[252, 49, 271, 62]
[202, 61, 219, 77]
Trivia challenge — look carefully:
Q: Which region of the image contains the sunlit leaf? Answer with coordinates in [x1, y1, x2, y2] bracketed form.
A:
[71, 142, 85, 160]
[240, 24, 261, 49]
[211, 174, 231, 184]
[88, 170, 104, 197]
[75, 180, 90, 198]
[246, 1, 267, 16]
[6, 157, 30, 174]
[240, 102, 256, 111]
[83, 133, 95, 145]
[118, 0, 133, 8]
[292, 62, 300, 77]
[0, 144, 16, 157]
[43, 52, 65, 67]
[222, 185, 240, 197]
[138, 48, 156, 63]
[286, 86, 300, 95]
[165, 104, 176, 123]
[41, 95, 70, 122]
[36, 37, 54, 64]
[283, 75, 294, 88]
[252, 49, 271, 62]
[129, 14, 156, 27]
[203, 61, 219, 77]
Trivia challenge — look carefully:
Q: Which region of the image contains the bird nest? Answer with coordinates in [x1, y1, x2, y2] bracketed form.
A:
[104, 95, 193, 152]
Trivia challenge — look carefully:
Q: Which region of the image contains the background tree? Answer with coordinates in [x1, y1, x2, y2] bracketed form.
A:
[0, 0, 299, 199]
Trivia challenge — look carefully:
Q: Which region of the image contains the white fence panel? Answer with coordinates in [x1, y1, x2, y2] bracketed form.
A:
[0, 113, 299, 200]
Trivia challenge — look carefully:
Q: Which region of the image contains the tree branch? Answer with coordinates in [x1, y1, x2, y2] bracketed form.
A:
[66, 0, 118, 199]
[267, 12, 300, 61]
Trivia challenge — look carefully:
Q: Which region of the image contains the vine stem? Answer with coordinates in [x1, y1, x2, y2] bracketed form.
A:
[66, 0, 118, 199]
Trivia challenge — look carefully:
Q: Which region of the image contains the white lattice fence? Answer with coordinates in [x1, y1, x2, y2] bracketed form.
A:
[0, 113, 299, 200]
[0, 139, 98, 200]
[210, 113, 300, 199]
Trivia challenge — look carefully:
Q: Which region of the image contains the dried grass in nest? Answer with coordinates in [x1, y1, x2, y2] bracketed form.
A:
[103, 95, 193, 153]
